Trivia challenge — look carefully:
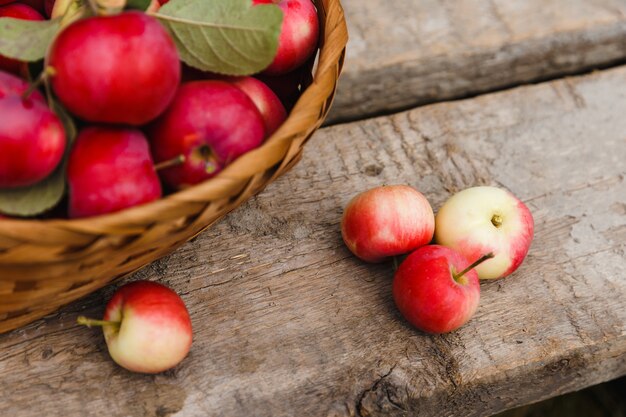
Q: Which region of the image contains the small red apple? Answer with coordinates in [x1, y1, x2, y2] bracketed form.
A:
[230, 76, 287, 136]
[149, 80, 266, 189]
[393, 245, 492, 334]
[0, 71, 65, 188]
[67, 126, 162, 218]
[253, 0, 319, 75]
[48, 11, 180, 125]
[435, 186, 534, 279]
[0, 3, 44, 76]
[341, 185, 435, 263]
[78, 281, 193, 374]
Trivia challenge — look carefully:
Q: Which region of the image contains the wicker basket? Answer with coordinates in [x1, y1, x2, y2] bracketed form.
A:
[0, 0, 348, 334]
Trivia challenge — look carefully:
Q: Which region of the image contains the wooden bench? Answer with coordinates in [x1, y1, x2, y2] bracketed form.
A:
[331, 0, 626, 123]
[1, 1, 625, 416]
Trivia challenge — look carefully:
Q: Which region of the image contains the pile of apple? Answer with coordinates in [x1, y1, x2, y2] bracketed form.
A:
[0, 0, 321, 374]
[0, 0, 320, 218]
[342, 185, 534, 334]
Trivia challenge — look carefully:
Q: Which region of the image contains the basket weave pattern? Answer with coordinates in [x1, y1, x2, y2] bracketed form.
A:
[0, 0, 348, 334]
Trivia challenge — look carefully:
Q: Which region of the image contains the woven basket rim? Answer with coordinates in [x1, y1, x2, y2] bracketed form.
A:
[0, 0, 348, 231]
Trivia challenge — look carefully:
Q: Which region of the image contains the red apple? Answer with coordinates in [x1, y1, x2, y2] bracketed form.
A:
[0, 72, 65, 188]
[149, 80, 266, 189]
[435, 186, 534, 279]
[0, 3, 44, 76]
[393, 245, 490, 334]
[341, 185, 435, 263]
[175, 72, 287, 136]
[67, 126, 162, 218]
[230, 76, 287, 136]
[253, 0, 319, 75]
[78, 281, 192, 374]
[48, 11, 180, 125]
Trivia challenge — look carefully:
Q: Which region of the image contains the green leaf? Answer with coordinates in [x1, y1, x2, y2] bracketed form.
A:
[0, 101, 77, 217]
[155, 0, 283, 75]
[0, 18, 60, 62]
[126, 0, 152, 11]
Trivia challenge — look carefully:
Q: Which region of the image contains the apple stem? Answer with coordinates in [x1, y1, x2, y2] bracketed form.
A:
[154, 154, 186, 171]
[491, 214, 503, 228]
[22, 67, 57, 101]
[77, 316, 120, 329]
[453, 252, 495, 281]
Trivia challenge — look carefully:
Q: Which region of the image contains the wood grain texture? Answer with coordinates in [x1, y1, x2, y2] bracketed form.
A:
[1, 66, 625, 417]
[329, 0, 626, 122]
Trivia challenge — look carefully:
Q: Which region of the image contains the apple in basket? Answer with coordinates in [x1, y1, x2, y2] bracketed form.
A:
[0, 72, 66, 188]
[47, 11, 181, 125]
[0, 0, 322, 219]
[252, 0, 320, 75]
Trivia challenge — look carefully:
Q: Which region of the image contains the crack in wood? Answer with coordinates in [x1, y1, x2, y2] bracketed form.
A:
[356, 365, 397, 417]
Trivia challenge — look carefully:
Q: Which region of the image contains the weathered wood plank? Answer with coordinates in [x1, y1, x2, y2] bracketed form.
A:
[1, 66, 625, 417]
[329, 0, 626, 122]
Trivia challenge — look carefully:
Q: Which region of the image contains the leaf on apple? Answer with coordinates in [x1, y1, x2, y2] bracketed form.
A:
[0, 18, 60, 62]
[155, 0, 283, 75]
[0, 101, 77, 217]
